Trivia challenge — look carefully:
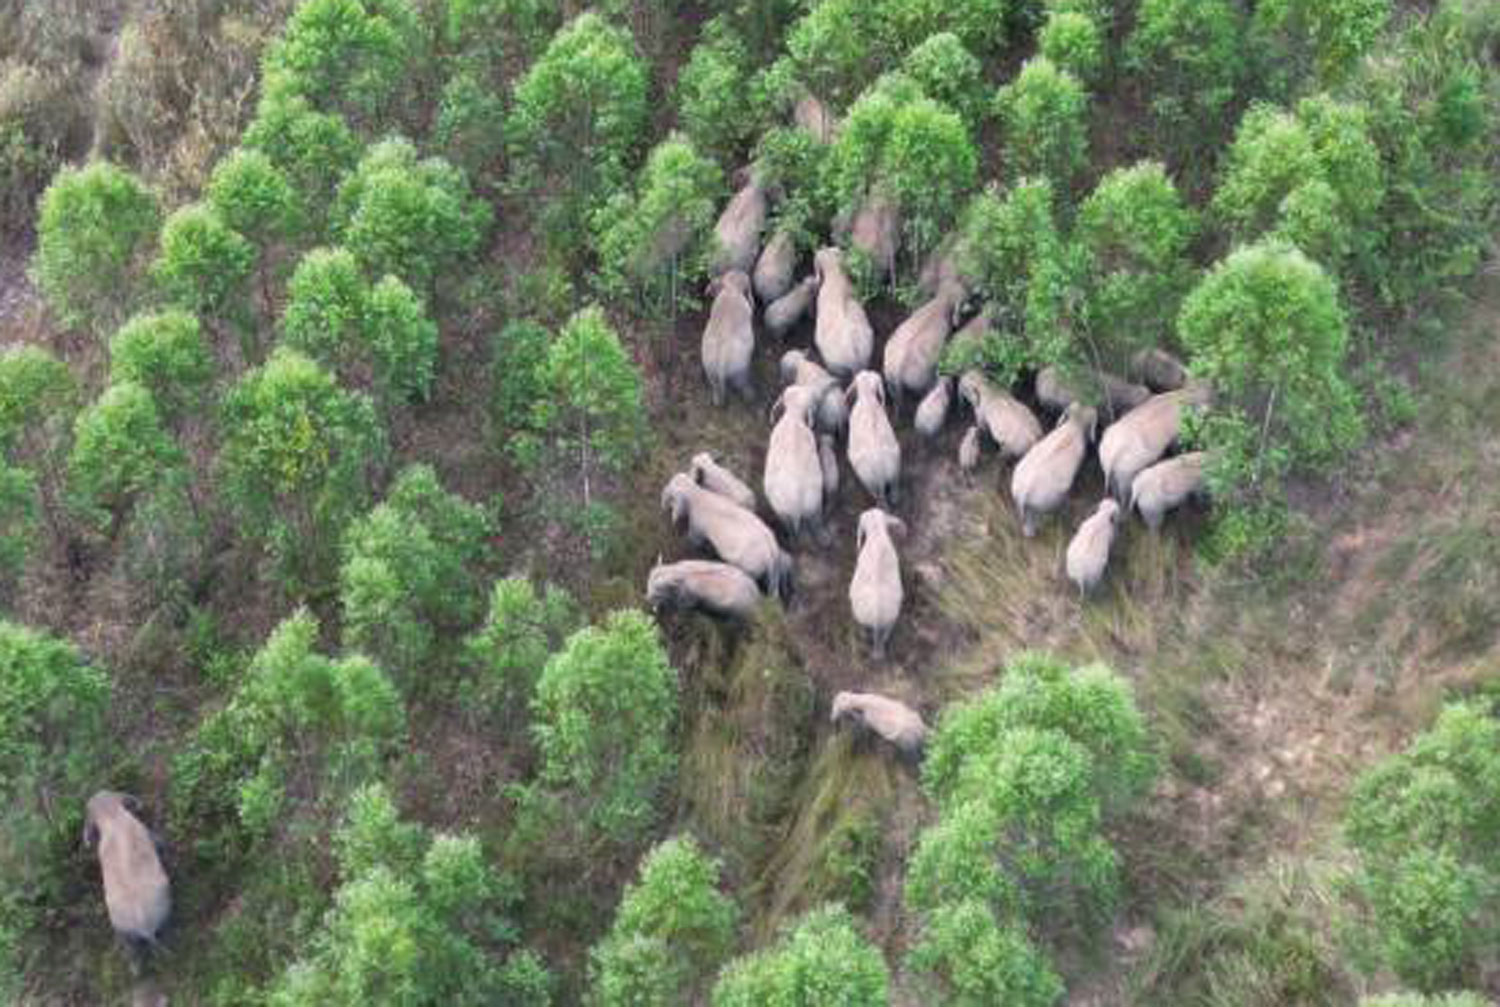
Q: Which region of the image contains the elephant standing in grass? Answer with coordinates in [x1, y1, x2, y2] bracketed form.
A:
[1098, 385, 1212, 501]
[1011, 403, 1097, 537]
[831, 691, 927, 757]
[849, 508, 906, 659]
[647, 559, 761, 620]
[846, 371, 901, 507]
[711, 174, 768, 276]
[959, 371, 1043, 461]
[84, 792, 171, 959]
[690, 452, 757, 511]
[1132, 451, 1207, 530]
[883, 278, 966, 412]
[813, 247, 874, 378]
[765, 385, 827, 542]
[914, 376, 953, 438]
[1066, 499, 1120, 597]
[701, 270, 755, 405]
[662, 473, 791, 599]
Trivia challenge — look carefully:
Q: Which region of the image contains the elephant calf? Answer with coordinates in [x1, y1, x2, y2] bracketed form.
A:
[1131, 347, 1189, 391]
[846, 371, 901, 508]
[1035, 365, 1149, 418]
[84, 791, 171, 954]
[662, 473, 791, 598]
[701, 271, 755, 406]
[819, 434, 840, 502]
[849, 507, 906, 659]
[779, 349, 847, 434]
[914, 376, 953, 438]
[1132, 451, 1206, 531]
[1098, 385, 1212, 501]
[647, 560, 761, 620]
[1011, 402, 1097, 537]
[794, 93, 836, 144]
[847, 191, 900, 284]
[765, 276, 818, 341]
[765, 385, 827, 541]
[712, 174, 768, 276]
[813, 247, 874, 378]
[959, 371, 1043, 461]
[691, 452, 758, 512]
[831, 691, 927, 757]
[1066, 499, 1120, 597]
[883, 278, 966, 411]
[754, 230, 797, 304]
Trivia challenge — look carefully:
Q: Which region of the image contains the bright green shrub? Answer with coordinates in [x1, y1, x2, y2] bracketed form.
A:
[491, 320, 551, 439]
[0, 346, 77, 561]
[1361, 994, 1492, 1007]
[906, 900, 1063, 1007]
[31, 161, 159, 334]
[0, 621, 110, 985]
[1075, 161, 1197, 361]
[1346, 702, 1500, 990]
[677, 23, 757, 168]
[460, 577, 578, 727]
[1038, 12, 1104, 86]
[994, 57, 1089, 189]
[444, 0, 558, 75]
[529, 610, 678, 845]
[592, 135, 722, 316]
[711, 904, 888, 1007]
[364, 275, 439, 403]
[334, 137, 491, 291]
[282, 247, 368, 364]
[108, 311, 214, 425]
[68, 382, 183, 530]
[784, 0, 881, 107]
[433, 71, 507, 180]
[339, 464, 489, 680]
[1125, 0, 1245, 145]
[753, 126, 831, 245]
[220, 348, 385, 591]
[902, 33, 986, 129]
[590, 836, 738, 1005]
[1177, 241, 1362, 559]
[1254, 0, 1392, 89]
[207, 147, 305, 251]
[242, 91, 360, 235]
[152, 202, 256, 322]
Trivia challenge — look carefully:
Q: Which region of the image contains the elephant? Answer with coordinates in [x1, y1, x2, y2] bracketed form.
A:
[1011, 402, 1098, 537]
[647, 559, 761, 621]
[849, 508, 906, 659]
[914, 376, 954, 438]
[701, 270, 755, 406]
[831, 691, 927, 757]
[754, 230, 798, 304]
[1066, 499, 1120, 597]
[1131, 451, 1207, 531]
[779, 349, 848, 435]
[711, 173, 768, 276]
[1034, 365, 1150, 419]
[1131, 347, 1189, 391]
[846, 371, 901, 507]
[819, 433, 840, 502]
[794, 93, 836, 144]
[813, 247, 874, 378]
[959, 371, 1043, 461]
[883, 278, 966, 411]
[916, 232, 967, 301]
[765, 275, 818, 341]
[847, 191, 900, 283]
[662, 473, 791, 599]
[958, 424, 982, 475]
[765, 385, 827, 541]
[84, 791, 171, 956]
[1098, 384, 1213, 501]
[690, 452, 758, 512]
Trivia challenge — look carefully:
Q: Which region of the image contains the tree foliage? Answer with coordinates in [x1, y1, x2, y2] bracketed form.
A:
[1253, 0, 1392, 90]
[1125, 0, 1245, 145]
[242, 90, 360, 235]
[994, 57, 1090, 190]
[906, 900, 1063, 1007]
[68, 381, 184, 531]
[529, 610, 678, 844]
[711, 904, 889, 1007]
[207, 146, 306, 251]
[461, 577, 578, 727]
[152, 202, 256, 322]
[1038, 11, 1104, 86]
[677, 22, 758, 168]
[31, 161, 159, 334]
[901, 33, 986, 130]
[108, 310, 215, 425]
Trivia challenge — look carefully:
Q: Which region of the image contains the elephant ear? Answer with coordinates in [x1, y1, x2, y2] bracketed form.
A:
[873, 378, 886, 408]
[669, 492, 688, 526]
[886, 516, 908, 540]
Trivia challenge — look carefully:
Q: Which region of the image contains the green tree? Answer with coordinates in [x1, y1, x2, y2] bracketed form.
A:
[1177, 241, 1362, 559]
[220, 348, 385, 592]
[460, 577, 578, 727]
[68, 382, 184, 532]
[676, 21, 757, 168]
[1253, 0, 1392, 90]
[590, 836, 738, 1006]
[1346, 702, 1500, 990]
[994, 57, 1089, 190]
[711, 904, 889, 1007]
[282, 247, 369, 366]
[1038, 11, 1104, 86]
[31, 161, 159, 334]
[152, 202, 256, 327]
[753, 126, 831, 248]
[334, 137, 491, 293]
[0, 622, 110, 985]
[0, 345, 78, 550]
[108, 310, 215, 427]
[339, 464, 489, 680]
[518, 308, 648, 552]
[365, 275, 440, 404]
[906, 900, 1063, 1007]
[784, 0, 883, 107]
[902, 32, 986, 129]
[1075, 162, 1198, 367]
[207, 147, 305, 250]
[592, 135, 722, 318]
[530, 610, 678, 844]
[242, 90, 361, 237]
[433, 71, 507, 181]
[491, 320, 552, 442]
[1125, 0, 1245, 149]
[507, 13, 650, 244]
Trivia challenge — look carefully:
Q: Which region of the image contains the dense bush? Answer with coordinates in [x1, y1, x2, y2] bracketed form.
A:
[994, 57, 1090, 190]
[207, 147, 306, 252]
[1346, 702, 1500, 990]
[340, 464, 489, 681]
[677, 22, 758, 169]
[1253, 0, 1392, 91]
[526, 610, 679, 846]
[1178, 241, 1362, 560]
[0, 345, 78, 559]
[242, 90, 360, 236]
[31, 161, 160, 334]
[1125, 0, 1245, 148]
[220, 348, 385, 591]
[589, 836, 737, 1005]
[753, 125, 831, 247]
[432, 71, 507, 181]
[711, 904, 888, 1007]
[152, 202, 256, 325]
[1037, 12, 1104, 87]
[109, 311, 215, 427]
[906, 899, 1063, 1007]
[67, 382, 184, 533]
[0, 622, 110, 989]
[460, 577, 578, 728]
[901, 33, 986, 130]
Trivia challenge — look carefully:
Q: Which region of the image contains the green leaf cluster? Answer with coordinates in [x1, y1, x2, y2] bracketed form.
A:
[460, 577, 578, 727]
[711, 904, 888, 1007]
[994, 57, 1089, 190]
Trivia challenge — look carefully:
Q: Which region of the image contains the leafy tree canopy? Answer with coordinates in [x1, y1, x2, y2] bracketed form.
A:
[711, 904, 889, 1007]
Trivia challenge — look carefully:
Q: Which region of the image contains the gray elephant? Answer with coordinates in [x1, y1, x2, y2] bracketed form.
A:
[1066, 499, 1120, 598]
[831, 691, 927, 757]
[711, 173, 768, 276]
[647, 559, 762, 620]
[813, 247, 874, 378]
[914, 376, 954, 438]
[959, 370, 1043, 461]
[1010, 402, 1097, 537]
[690, 452, 758, 512]
[819, 433, 840, 502]
[1131, 451, 1207, 531]
[846, 191, 900, 283]
[701, 270, 755, 406]
[849, 508, 906, 659]
[958, 424, 982, 476]
[662, 473, 791, 599]
[1034, 365, 1150, 418]
[765, 275, 818, 340]
[1131, 347, 1189, 391]
[883, 278, 966, 411]
[765, 385, 827, 541]
[754, 230, 798, 304]
[794, 93, 836, 144]
[779, 348, 848, 435]
[1098, 384, 1213, 501]
[84, 791, 171, 957]
[846, 371, 901, 507]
